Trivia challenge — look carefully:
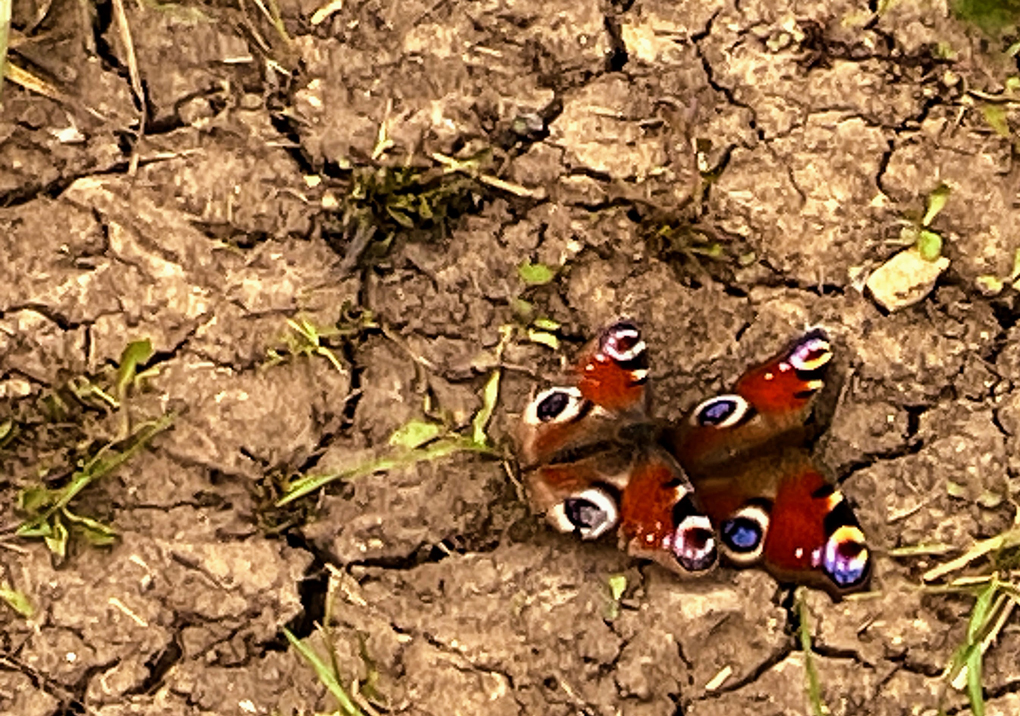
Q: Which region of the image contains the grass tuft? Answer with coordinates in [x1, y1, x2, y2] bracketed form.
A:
[325, 160, 482, 273]
[0, 582, 33, 619]
[15, 413, 174, 557]
[275, 324, 511, 507]
[952, 0, 1020, 35]
[5, 339, 172, 558]
[919, 519, 1020, 714]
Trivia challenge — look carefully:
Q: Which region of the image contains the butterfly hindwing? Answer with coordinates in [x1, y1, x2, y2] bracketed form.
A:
[519, 320, 716, 575]
[619, 452, 717, 574]
[764, 461, 870, 594]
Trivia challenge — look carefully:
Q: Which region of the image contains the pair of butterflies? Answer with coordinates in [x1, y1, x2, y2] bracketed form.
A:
[517, 320, 871, 597]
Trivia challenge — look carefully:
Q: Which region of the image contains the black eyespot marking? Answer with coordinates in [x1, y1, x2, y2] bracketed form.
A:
[537, 391, 570, 421]
[601, 321, 648, 368]
[671, 493, 701, 526]
[674, 523, 717, 572]
[564, 498, 605, 531]
[607, 321, 641, 352]
[526, 387, 587, 426]
[810, 483, 837, 500]
[788, 329, 833, 380]
[701, 399, 736, 424]
[548, 486, 620, 540]
[562, 488, 619, 539]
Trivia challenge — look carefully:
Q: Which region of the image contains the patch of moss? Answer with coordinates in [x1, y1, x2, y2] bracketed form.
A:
[952, 0, 1020, 35]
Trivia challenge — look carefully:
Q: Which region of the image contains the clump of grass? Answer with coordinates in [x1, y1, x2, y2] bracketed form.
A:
[271, 321, 517, 507]
[896, 182, 951, 262]
[920, 522, 1020, 715]
[284, 565, 387, 715]
[0, 580, 33, 620]
[15, 413, 173, 557]
[284, 627, 366, 716]
[644, 218, 757, 277]
[952, 0, 1020, 36]
[276, 371, 500, 506]
[3, 340, 173, 559]
[264, 306, 378, 374]
[324, 158, 484, 273]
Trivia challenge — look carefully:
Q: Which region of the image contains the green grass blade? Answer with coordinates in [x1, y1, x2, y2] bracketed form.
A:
[923, 183, 951, 226]
[282, 627, 364, 716]
[0, 583, 34, 619]
[471, 368, 501, 446]
[277, 437, 492, 506]
[517, 261, 555, 285]
[388, 419, 443, 450]
[115, 339, 153, 402]
[966, 646, 985, 716]
[968, 577, 997, 644]
[961, 577, 996, 716]
[923, 526, 1020, 582]
[797, 590, 827, 716]
[944, 577, 999, 712]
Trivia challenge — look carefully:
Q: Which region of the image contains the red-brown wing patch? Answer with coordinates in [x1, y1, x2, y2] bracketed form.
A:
[763, 464, 871, 597]
[619, 453, 716, 574]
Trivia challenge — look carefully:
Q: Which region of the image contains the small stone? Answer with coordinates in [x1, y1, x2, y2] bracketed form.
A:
[866, 247, 950, 311]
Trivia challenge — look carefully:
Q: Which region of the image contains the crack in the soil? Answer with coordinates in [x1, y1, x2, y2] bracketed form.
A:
[832, 435, 926, 484]
[0, 653, 92, 716]
[693, 40, 758, 143]
[753, 260, 848, 297]
[419, 629, 518, 689]
[127, 629, 184, 696]
[874, 137, 896, 197]
[602, 13, 629, 74]
[56, 655, 120, 716]
[275, 534, 330, 644]
[1, 304, 87, 332]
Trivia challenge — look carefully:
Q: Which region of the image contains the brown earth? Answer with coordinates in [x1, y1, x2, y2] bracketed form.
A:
[2, 0, 1020, 714]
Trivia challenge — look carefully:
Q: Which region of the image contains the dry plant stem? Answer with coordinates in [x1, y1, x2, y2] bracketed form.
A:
[0, 0, 10, 102]
[430, 151, 546, 199]
[76, 0, 95, 53]
[110, 0, 145, 174]
[923, 526, 1020, 582]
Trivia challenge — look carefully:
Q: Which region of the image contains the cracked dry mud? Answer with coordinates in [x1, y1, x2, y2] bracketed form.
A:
[2, 0, 1020, 714]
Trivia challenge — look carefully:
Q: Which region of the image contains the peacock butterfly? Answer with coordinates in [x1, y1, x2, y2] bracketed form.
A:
[518, 322, 872, 598]
[517, 320, 718, 576]
[667, 329, 871, 597]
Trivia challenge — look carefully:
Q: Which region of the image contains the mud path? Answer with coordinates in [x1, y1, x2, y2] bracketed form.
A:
[2, 0, 1020, 714]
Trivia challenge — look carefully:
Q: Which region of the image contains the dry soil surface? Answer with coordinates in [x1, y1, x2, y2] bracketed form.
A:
[2, 0, 1020, 714]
